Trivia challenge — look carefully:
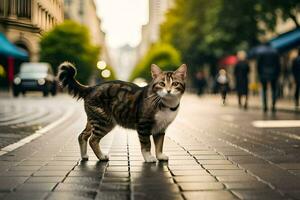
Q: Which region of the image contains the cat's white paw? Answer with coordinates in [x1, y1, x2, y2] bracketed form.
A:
[156, 153, 169, 161]
[144, 155, 157, 163]
[145, 155, 157, 163]
[81, 154, 89, 161]
[98, 154, 109, 161]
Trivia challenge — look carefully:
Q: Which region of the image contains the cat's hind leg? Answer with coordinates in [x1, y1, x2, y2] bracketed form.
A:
[89, 119, 115, 161]
[138, 134, 157, 163]
[153, 133, 168, 161]
[78, 121, 92, 161]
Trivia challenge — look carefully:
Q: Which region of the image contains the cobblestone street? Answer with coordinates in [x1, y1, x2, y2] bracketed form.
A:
[0, 94, 300, 200]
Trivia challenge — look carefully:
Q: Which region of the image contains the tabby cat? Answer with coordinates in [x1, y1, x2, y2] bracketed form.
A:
[58, 62, 187, 162]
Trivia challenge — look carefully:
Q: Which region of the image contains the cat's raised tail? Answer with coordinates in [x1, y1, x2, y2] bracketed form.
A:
[57, 62, 92, 99]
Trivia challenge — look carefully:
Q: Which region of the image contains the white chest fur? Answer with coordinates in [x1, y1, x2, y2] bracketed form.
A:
[151, 108, 179, 134]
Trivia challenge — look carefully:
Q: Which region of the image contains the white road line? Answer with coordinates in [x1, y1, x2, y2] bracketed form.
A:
[0, 108, 74, 156]
[252, 120, 300, 128]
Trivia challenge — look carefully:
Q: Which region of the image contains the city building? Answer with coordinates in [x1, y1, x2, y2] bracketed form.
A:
[137, 0, 174, 58]
[64, 0, 111, 65]
[0, 0, 64, 61]
[113, 44, 138, 80]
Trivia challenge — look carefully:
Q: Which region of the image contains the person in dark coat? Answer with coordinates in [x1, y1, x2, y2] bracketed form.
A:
[292, 48, 300, 108]
[257, 45, 281, 113]
[195, 71, 207, 95]
[234, 51, 250, 109]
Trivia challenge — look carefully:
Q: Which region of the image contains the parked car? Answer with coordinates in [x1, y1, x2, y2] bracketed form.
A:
[13, 62, 57, 97]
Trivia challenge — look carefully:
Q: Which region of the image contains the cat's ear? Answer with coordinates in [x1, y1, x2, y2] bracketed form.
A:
[151, 64, 162, 79]
[175, 64, 187, 79]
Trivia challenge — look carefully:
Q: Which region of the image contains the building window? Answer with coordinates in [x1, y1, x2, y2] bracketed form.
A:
[16, 0, 31, 19]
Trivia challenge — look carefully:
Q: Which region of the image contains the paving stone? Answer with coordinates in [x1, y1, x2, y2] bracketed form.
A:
[133, 193, 183, 200]
[68, 170, 104, 177]
[198, 160, 232, 165]
[188, 151, 218, 155]
[63, 176, 102, 184]
[168, 160, 197, 165]
[99, 183, 130, 191]
[95, 192, 129, 200]
[47, 192, 96, 200]
[104, 172, 129, 178]
[131, 177, 175, 184]
[16, 183, 57, 191]
[179, 182, 224, 191]
[231, 189, 284, 200]
[208, 169, 246, 176]
[108, 161, 128, 166]
[133, 183, 180, 192]
[106, 166, 129, 172]
[172, 170, 209, 176]
[183, 191, 237, 200]
[168, 165, 203, 170]
[216, 175, 257, 182]
[55, 183, 99, 192]
[33, 170, 69, 177]
[224, 182, 269, 190]
[9, 166, 42, 171]
[47, 161, 78, 166]
[131, 171, 172, 178]
[17, 161, 47, 166]
[203, 164, 240, 170]
[102, 177, 129, 183]
[0, 171, 34, 177]
[26, 176, 64, 183]
[53, 156, 80, 161]
[3, 192, 48, 200]
[195, 155, 225, 160]
[228, 156, 267, 164]
[287, 191, 300, 200]
[278, 163, 300, 170]
[174, 175, 216, 183]
[39, 165, 74, 171]
[0, 177, 28, 191]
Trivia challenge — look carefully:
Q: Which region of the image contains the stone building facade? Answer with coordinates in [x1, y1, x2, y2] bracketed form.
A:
[0, 0, 64, 61]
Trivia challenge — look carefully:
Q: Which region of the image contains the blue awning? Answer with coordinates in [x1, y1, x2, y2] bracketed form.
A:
[0, 33, 29, 60]
[270, 28, 300, 53]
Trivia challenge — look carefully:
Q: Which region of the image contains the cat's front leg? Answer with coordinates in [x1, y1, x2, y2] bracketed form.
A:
[153, 133, 169, 161]
[138, 134, 157, 163]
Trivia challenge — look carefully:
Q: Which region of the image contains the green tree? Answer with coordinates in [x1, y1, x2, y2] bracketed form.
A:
[161, 0, 300, 76]
[130, 43, 181, 81]
[40, 20, 100, 84]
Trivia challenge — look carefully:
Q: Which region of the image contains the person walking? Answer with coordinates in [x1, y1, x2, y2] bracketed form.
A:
[292, 48, 300, 108]
[216, 69, 229, 105]
[234, 51, 250, 109]
[257, 45, 281, 113]
[195, 71, 207, 95]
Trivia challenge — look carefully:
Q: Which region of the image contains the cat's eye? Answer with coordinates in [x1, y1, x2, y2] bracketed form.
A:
[159, 82, 165, 87]
[172, 82, 179, 86]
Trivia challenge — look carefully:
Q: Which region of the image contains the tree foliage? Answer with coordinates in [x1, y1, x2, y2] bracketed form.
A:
[130, 43, 181, 81]
[40, 20, 100, 84]
[160, 0, 300, 75]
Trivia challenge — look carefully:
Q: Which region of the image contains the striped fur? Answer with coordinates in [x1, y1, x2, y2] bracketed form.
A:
[57, 63, 187, 162]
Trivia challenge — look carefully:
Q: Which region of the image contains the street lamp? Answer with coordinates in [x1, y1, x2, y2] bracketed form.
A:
[97, 61, 106, 70]
[101, 69, 111, 78]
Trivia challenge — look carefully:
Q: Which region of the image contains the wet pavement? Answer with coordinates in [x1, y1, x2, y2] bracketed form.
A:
[0, 94, 300, 199]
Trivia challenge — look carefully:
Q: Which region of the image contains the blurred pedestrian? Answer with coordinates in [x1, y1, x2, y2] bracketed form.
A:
[195, 71, 207, 95]
[234, 51, 250, 109]
[216, 69, 229, 105]
[257, 45, 281, 113]
[292, 48, 300, 108]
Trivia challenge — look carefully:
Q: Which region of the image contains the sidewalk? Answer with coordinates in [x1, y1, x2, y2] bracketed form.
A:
[0, 94, 299, 200]
[203, 94, 299, 113]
